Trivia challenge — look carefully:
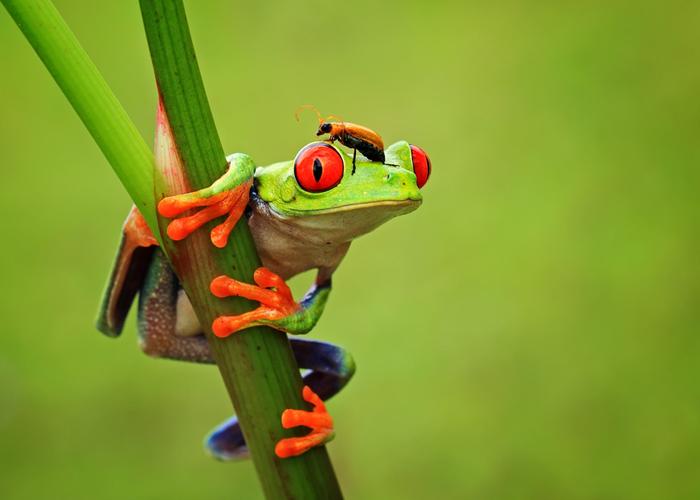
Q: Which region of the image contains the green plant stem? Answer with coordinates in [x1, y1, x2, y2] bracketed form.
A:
[2, 0, 342, 498]
[140, 2, 342, 498]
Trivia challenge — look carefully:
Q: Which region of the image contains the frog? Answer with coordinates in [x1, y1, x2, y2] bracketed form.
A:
[97, 137, 431, 460]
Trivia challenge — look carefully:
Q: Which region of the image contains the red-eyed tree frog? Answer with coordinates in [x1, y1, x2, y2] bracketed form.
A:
[97, 138, 431, 459]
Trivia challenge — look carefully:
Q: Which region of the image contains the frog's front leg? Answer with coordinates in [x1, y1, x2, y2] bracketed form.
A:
[208, 269, 331, 337]
[157, 153, 255, 248]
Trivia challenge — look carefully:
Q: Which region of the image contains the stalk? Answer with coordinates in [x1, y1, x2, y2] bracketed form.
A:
[140, 2, 342, 497]
[2, 0, 343, 497]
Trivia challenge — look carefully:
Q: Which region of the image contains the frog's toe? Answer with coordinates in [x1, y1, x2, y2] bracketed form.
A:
[208, 268, 300, 337]
[164, 195, 235, 241]
[275, 385, 335, 459]
[157, 179, 251, 247]
[157, 190, 229, 218]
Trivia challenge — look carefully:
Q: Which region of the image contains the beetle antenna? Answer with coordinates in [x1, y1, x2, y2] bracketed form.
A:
[326, 114, 344, 123]
[295, 104, 323, 124]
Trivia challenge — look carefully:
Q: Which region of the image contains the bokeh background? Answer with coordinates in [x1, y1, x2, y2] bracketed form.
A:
[1, 1, 698, 498]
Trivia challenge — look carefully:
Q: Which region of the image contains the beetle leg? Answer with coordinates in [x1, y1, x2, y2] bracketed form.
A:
[352, 148, 357, 175]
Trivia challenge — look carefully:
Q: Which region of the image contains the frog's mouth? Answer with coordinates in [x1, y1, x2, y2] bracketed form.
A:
[307, 198, 421, 215]
[262, 198, 421, 242]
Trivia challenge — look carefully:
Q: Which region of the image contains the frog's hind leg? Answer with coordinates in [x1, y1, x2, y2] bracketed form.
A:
[206, 338, 355, 461]
[290, 338, 356, 400]
[138, 249, 214, 364]
[97, 206, 158, 337]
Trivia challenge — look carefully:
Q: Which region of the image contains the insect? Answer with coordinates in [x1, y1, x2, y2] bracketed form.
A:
[295, 105, 394, 173]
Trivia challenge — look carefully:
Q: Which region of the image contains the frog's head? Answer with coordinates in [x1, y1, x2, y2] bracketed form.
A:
[254, 141, 430, 241]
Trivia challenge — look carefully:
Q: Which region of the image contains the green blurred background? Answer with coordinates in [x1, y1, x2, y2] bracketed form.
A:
[1, 1, 698, 498]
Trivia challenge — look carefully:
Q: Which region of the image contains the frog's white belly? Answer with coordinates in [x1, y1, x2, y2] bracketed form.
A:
[247, 197, 352, 282]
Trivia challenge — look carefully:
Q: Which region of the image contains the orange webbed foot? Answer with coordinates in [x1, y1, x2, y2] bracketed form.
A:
[209, 268, 300, 337]
[275, 386, 335, 459]
[157, 178, 252, 248]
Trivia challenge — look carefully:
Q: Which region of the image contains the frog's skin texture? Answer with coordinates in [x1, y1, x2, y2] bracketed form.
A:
[97, 140, 426, 459]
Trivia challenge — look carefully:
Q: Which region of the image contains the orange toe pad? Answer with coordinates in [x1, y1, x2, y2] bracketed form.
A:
[275, 386, 334, 459]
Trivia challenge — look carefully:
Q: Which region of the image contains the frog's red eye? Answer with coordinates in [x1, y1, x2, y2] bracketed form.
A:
[294, 142, 344, 192]
[410, 145, 431, 189]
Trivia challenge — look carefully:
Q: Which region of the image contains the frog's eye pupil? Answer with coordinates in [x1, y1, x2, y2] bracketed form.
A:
[313, 158, 323, 182]
[409, 144, 431, 189]
[294, 142, 344, 192]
